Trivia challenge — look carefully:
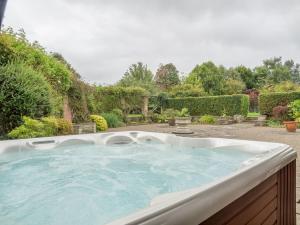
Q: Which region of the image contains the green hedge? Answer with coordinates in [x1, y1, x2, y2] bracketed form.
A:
[259, 92, 300, 115]
[166, 95, 249, 116]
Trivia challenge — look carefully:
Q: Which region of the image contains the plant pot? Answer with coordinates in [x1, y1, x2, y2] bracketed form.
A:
[283, 121, 297, 132]
[168, 118, 176, 126]
[175, 117, 192, 126]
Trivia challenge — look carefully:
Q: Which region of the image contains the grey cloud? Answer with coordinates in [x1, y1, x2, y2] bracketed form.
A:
[3, 0, 300, 84]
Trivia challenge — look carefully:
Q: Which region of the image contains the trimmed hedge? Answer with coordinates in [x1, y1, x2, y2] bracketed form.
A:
[166, 95, 249, 116]
[259, 92, 300, 115]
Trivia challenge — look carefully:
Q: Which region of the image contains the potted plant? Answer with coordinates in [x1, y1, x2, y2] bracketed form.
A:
[175, 108, 191, 125]
[163, 109, 180, 126]
[284, 100, 300, 132]
[217, 109, 234, 125]
[172, 108, 193, 134]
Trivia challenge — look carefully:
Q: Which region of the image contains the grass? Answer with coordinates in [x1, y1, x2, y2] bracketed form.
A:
[247, 112, 260, 118]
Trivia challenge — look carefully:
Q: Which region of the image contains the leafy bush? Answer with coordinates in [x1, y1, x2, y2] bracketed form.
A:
[179, 108, 190, 117]
[90, 115, 108, 131]
[272, 106, 290, 121]
[96, 86, 148, 114]
[288, 99, 300, 119]
[8, 116, 73, 139]
[260, 81, 300, 93]
[166, 95, 249, 116]
[0, 63, 52, 135]
[163, 108, 180, 119]
[266, 119, 283, 128]
[223, 79, 245, 95]
[259, 92, 300, 115]
[168, 84, 207, 97]
[0, 29, 72, 94]
[41, 117, 72, 135]
[111, 108, 125, 121]
[101, 113, 124, 128]
[199, 115, 216, 124]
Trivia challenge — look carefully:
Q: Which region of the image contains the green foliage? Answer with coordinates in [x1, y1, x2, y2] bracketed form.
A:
[7, 116, 72, 139]
[232, 66, 257, 89]
[253, 57, 300, 87]
[163, 108, 180, 119]
[223, 79, 246, 95]
[90, 115, 108, 131]
[0, 62, 52, 134]
[288, 99, 300, 119]
[8, 117, 49, 139]
[118, 62, 156, 93]
[0, 29, 72, 93]
[167, 95, 249, 116]
[168, 84, 207, 97]
[199, 115, 216, 124]
[67, 77, 89, 122]
[259, 92, 300, 115]
[185, 61, 225, 95]
[101, 113, 124, 128]
[266, 119, 283, 128]
[111, 108, 125, 121]
[260, 81, 300, 93]
[154, 63, 180, 90]
[179, 108, 190, 117]
[96, 86, 148, 114]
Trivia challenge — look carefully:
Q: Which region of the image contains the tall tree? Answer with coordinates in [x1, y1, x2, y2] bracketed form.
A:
[254, 57, 291, 85]
[185, 61, 225, 95]
[118, 62, 155, 93]
[154, 63, 180, 90]
[234, 65, 258, 89]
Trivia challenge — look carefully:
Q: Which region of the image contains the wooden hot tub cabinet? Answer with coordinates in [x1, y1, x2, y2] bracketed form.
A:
[201, 160, 296, 225]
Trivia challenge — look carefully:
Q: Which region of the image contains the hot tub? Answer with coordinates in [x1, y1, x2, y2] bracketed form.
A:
[0, 131, 297, 225]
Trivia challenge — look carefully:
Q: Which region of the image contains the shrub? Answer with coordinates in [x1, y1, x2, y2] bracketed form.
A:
[8, 116, 73, 139]
[168, 84, 207, 97]
[266, 119, 283, 128]
[166, 95, 249, 116]
[223, 79, 245, 95]
[111, 108, 125, 121]
[0, 63, 52, 135]
[179, 108, 190, 117]
[259, 92, 300, 115]
[163, 108, 180, 119]
[199, 115, 216, 124]
[272, 106, 290, 121]
[288, 99, 300, 119]
[95, 86, 148, 114]
[0, 29, 72, 93]
[101, 113, 124, 128]
[90, 115, 108, 131]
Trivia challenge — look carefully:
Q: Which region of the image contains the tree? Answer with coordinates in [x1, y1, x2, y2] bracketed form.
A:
[169, 84, 207, 97]
[185, 61, 225, 95]
[118, 62, 156, 93]
[234, 66, 258, 89]
[154, 63, 180, 90]
[223, 79, 246, 95]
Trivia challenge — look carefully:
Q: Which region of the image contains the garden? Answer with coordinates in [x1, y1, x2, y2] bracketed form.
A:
[1, 28, 300, 140]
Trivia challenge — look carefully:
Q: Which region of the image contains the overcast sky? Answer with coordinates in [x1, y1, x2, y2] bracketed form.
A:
[3, 0, 300, 84]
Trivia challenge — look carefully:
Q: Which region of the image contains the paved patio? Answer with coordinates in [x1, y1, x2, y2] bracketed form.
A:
[109, 123, 300, 224]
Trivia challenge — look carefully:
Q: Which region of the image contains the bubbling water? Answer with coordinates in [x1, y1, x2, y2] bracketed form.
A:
[0, 143, 254, 225]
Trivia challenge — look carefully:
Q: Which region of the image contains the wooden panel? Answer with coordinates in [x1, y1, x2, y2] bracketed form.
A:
[200, 160, 296, 225]
[277, 160, 296, 225]
[247, 198, 277, 225]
